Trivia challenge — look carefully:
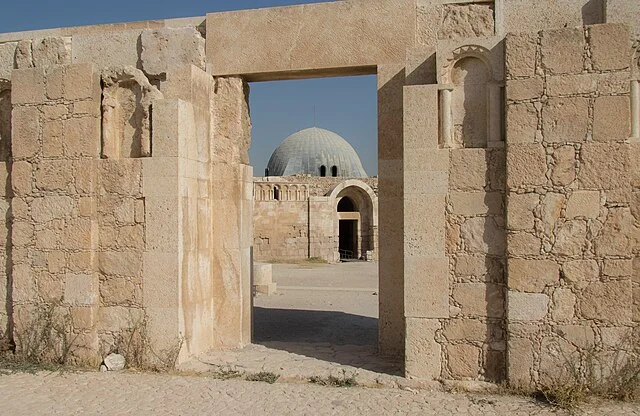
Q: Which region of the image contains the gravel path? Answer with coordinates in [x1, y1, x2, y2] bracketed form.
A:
[1, 371, 639, 415]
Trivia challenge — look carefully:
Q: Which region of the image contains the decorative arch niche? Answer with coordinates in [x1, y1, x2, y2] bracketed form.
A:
[439, 45, 503, 149]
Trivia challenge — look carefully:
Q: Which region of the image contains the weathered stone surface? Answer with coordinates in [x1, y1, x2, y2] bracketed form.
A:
[507, 337, 534, 386]
[506, 193, 538, 231]
[443, 319, 487, 341]
[438, 4, 494, 40]
[32, 37, 71, 67]
[11, 160, 32, 196]
[0, 42, 16, 80]
[565, 191, 600, 219]
[581, 281, 632, 324]
[72, 30, 141, 69]
[12, 106, 41, 159]
[508, 259, 559, 293]
[542, 98, 589, 143]
[579, 143, 629, 190]
[31, 196, 74, 223]
[552, 220, 588, 256]
[505, 103, 538, 144]
[540, 28, 584, 75]
[450, 192, 502, 216]
[506, 77, 544, 102]
[562, 259, 600, 283]
[508, 291, 548, 321]
[452, 283, 504, 318]
[507, 232, 541, 256]
[460, 217, 506, 255]
[540, 192, 565, 238]
[589, 24, 630, 71]
[98, 251, 142, 277]
[595, 208, 633, 257]
[505, 32, 538, 79]
[593, 95, 631, 141]
[141, 28, 205, 76]
[551, 288, 576, 321]
[449, 149, 488, 191]
[103, 353, 126, 371]
[506, 144, 547, 188]
[14, 40, 33, 69]
[447, 344, 481, 379]
[64, 274, 98, 306]
[546, 74, 597, 96]
[551, 145, 576, 186]
[603, 259, 632, 277]
[405, 318, 441, 379]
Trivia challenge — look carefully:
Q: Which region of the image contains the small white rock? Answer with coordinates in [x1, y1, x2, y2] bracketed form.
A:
[103, 353, 126, 371]
[100, 364, 108, 372]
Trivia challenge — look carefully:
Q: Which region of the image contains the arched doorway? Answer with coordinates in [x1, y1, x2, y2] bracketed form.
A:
[337, 196, 359, 259]
[328, 180, 378, 262]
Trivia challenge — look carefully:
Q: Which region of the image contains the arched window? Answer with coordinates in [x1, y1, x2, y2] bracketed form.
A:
[273, 186, 280, 201]
[331, 166, 338, 177]
[320, 165, 327, 177]
[264, 168, 269, 176]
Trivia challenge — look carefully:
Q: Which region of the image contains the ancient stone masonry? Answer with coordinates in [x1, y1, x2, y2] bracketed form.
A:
[504, 23, 638, 387]
[0, 0, 637, 387]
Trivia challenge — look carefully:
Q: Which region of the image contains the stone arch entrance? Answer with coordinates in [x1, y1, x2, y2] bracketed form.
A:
[328, 180, 378, 261]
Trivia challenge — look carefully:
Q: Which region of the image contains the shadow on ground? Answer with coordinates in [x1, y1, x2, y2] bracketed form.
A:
[253, 307, 401, 375]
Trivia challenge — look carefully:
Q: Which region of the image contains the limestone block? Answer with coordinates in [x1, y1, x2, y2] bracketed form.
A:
[0, 42, 16, 80]
[72, 30, 141, 69]
[506, 193, 538, 231]
[594, 208, 633, 257]
[588, 24, 630, 71]
[64, 116, 100, 158]
[32, 37, 71, 68]
[505, 32, 537, 79]
[254, 283, 277, 296]
[563, 259, 600, 283]
[405, 257, 449, 319]
[447, 344, 481, 379]
[579, 143, 630, 190]
[11, 68, 45, 105]
[508, 259, 559, 293]
[64, 274, 98, 306]
[508, 291, 548, 321]
[507, 337, 534, 387]
[11, 160, 32, 196]
[405, 318, 441, 379]
[460, 217, 506, 255]
[449, 149, 488, 191]
[65, 219, 95, 250]
[98, 251, 142, 277]
[565, 191, 600, 219]
[540, 27, 585, 75]
[538, 192, 564, 234]
[12, 263, 35, 302]
[546, 74, 597, 96]
[98, 306, 144, 332]
[253, 262, 272, 286]
[506, 103, 538, 145]
[14, 41, 33, 69]
[504, 0, 602, 34]
[593, 95, 631, 142]
[404, 194, 445, 258]
[550, 145, 576, 186]
[416, 3, 440, 47]
[603, 259, 632, 277]
[506, 144, 547, 188]
[506, 77, 544, 102]
[100, 160, 142, 196]
[31, 196, 74, 223]
[65, 63, 100, 101]
[452, 283, 504, 318]
[454, 255, 503, 281]
[438, 3, 494, 40]
[450, 192, 502, 217]
[551, 288, 576, 321]
[35, 159, 73, 192]
[580, 280, 632, 324]
[12, 105, 41, 159]
[597, 72, 631, 95]
[206, 1, 415, 79]
[601, 327, 633, 348]
[100, 277, 137, 305]
[552, 220, 588, 256]
[140, 28, 205, 76]
[506, 232, 541, 256]
[443, 319, 487, 342]
[542, 97, 589, 143]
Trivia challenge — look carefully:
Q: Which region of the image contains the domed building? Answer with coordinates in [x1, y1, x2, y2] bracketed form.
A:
[253, 127, 378, 266]
[265, 127, 368, 178]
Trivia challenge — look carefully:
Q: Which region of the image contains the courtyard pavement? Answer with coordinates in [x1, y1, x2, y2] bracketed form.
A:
[1, 262, 638, 415]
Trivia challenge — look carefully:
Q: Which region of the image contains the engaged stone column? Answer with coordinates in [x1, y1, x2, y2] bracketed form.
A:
[439, 86, 453, 148]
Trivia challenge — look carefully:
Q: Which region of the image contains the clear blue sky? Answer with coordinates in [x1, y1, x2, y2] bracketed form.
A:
[0, 0, 378, 175]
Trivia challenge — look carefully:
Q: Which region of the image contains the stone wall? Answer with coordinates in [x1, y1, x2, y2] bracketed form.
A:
[504, 23, 638, 386]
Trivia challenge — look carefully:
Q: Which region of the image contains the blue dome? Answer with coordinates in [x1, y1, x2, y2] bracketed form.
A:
[266, 127, 367, 178]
